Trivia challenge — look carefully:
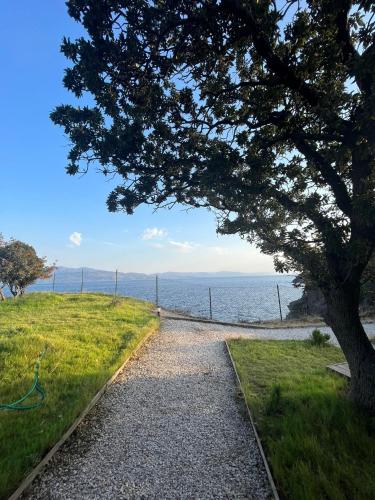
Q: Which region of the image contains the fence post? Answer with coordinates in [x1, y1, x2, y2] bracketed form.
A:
[209, 287, 213, 320]
[80, 268, 84, 294]
[52, 272, 55, 293]
[114, 269, 118, 298]
[155, 274, 159, 307]
[277, 284, 283, 321]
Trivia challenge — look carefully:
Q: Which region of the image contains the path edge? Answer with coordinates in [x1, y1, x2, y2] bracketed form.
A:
[8, 325, 159, 500]
[163, 312, 323, 330]
[224, 340, 280, 500]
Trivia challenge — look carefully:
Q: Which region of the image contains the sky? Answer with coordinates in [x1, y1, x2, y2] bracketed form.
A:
[0, 2, 274, 274]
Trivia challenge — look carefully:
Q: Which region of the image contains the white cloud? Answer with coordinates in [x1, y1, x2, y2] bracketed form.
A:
[69, 232, 82, 247]
[210, 245, 231, 256]
[167, 241, 231, 255]
[149, 242, 164, 249]
[169, 240, 196, 253]
[141, 227, 167, 240]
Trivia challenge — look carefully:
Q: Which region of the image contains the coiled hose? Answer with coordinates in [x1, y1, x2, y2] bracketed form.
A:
[0, 348, 46, 411]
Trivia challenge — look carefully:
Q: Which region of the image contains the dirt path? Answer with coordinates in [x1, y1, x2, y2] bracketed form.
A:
[24, 318, 272, 499]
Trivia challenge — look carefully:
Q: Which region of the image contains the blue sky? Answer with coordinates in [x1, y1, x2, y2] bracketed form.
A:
[0, 2, 274, 274]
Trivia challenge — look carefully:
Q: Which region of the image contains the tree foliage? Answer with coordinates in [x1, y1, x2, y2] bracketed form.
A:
[0, 240, 54, 297]
[52, 0, 375, 296]
[52, 0, 375, 409]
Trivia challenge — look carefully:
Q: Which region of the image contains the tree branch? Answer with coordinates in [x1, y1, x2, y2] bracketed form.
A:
[202, 76, 282, 98]
[291, 134, 352, 216]
[224, 0, 352, 136]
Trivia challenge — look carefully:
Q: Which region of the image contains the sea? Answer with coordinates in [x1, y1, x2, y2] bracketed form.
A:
[29, 273, 302, 323]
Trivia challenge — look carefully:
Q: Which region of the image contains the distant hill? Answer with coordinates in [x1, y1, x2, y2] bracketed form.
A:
[156, 271, 254, 279]
[53, 267, 148, 282]
[49, 267, 260, 282]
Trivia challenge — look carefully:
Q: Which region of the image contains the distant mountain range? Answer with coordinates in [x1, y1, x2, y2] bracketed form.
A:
[52, 266, 271, 282]
[54, 267, 148, 282]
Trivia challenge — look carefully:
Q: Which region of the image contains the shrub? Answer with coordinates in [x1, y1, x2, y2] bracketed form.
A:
[0, 240, 53, 297]
[310, 329, 330, 347]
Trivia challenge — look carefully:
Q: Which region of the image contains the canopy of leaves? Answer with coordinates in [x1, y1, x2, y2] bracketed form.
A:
[0, 240, 54, 296]
[52, 0, 375, 290]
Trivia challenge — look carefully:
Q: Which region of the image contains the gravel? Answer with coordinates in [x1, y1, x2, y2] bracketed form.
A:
[24, 316, 375, 499]
[24, 318, 274, 500]
[235, 321, 375, 345]
[163, 315, 375, 346]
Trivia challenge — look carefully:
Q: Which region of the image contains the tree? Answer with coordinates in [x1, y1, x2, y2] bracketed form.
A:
[52, 1, 375, 410]
[0, 240, 53, 297]
[0, 234, 6, 300]
[288, 256, 375, 319]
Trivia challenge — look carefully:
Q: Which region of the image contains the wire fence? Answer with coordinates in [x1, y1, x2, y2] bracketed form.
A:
[19, 269, 310, 324]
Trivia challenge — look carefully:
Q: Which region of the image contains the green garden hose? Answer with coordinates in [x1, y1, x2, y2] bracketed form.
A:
[0, 348, 47, 411]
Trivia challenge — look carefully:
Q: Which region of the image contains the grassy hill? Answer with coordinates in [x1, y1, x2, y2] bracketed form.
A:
[0, 293, 158, 498]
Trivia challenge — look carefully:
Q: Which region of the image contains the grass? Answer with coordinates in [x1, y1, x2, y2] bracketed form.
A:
[228, 339, 375, 500]
[249, 315, 375, 329]
[0, 293, 159, 499]
[247, 316, 325, 328]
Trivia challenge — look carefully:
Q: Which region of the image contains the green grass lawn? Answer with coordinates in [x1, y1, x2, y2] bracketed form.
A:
[0, 293, 159, 499]
[228, 339, 375, 500]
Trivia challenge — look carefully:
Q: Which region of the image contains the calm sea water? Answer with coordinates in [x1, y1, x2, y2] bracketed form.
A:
[29, 274, 301, 323]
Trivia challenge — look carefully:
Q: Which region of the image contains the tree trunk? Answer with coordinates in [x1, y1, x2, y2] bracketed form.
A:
[325, 287, 375, 412]
[0, 288, 5, 301]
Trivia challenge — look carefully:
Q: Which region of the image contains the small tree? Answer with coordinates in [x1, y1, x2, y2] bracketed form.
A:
[0, 234, 6, 300]
[52, 1, 375, 410]
[0, 241, 54, 297]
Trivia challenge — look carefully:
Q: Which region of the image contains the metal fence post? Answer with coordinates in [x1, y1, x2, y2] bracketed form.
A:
[80, 268, 84, 294]
[52, 272, 55, 293]
[277, 284, 283, 321]
[155, 274, 159, 307]
[209, 287, 213, 320]
[114, 269, 118, 298]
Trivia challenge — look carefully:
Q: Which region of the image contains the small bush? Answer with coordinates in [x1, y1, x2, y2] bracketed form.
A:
[310, 329, 330, 346]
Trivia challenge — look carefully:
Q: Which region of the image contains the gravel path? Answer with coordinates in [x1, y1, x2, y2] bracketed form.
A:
[163, 314, 375, 346]
[241, 321, 375, 345]
[24, 318, 274, 500]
